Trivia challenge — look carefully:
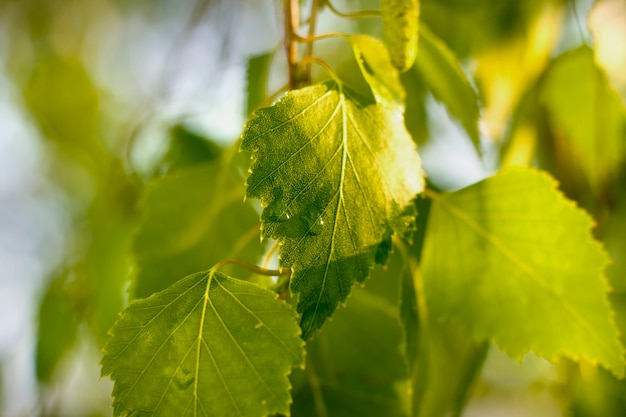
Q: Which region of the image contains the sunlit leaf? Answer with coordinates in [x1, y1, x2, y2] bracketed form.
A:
[347, 34, 405, 107]
[133, 146, 262, 299]
[241, 81, 424, 337]
[381, 0, 420, 72]
[421, 167, 624, 376]
[102, 270, 305, 417]
[541, 46, 626, 189]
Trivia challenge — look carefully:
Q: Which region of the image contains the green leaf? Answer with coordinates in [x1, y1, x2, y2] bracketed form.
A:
[102, 270, 305, 417]
[346, 35, 405, 107]
[291, 266, 409, 417]
[241, 81, 424, 338]
[133, 146, 263, 299]
[402, 267, 488, 417]
[157, 124, 222, 175]
[411, 25, 481, 152]
[541, 46, 626, 188]
[36, 273, 78, 383]
[400, 69, 429, 146]
[381, 0, 420, 72]
[421, 167, 624, 376]
[246, 52, 272, 116]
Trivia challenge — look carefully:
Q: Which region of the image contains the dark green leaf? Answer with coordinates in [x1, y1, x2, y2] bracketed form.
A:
[412, 25, 481, 152]
[36, 273, 78, 383]
[246, 52, 272, 116]
[291, 267, 409, 417]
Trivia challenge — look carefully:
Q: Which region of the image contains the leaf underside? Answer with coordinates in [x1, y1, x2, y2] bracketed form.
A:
[101, 270, 305, 417]
[241, 81, 424, 338]
[421, 167, 624, 376]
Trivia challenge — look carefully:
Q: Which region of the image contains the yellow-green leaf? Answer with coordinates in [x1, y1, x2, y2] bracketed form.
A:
[381, 0, 420, 72]
[421, 167, 624, 376]
[347, 34, 405, 107]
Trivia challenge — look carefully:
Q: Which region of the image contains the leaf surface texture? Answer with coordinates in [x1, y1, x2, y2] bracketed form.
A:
[241, 81, 424, 337]
[102, 270, 305, 417]
[421, 167, 624, 376]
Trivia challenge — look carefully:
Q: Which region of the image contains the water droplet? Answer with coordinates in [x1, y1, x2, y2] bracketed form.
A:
[307, 216, 325, 236]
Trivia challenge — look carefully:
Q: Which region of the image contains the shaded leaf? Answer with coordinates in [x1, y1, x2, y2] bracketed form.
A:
[402, 266, 488, 417]
[541, 46, 626, 189]
[241, 81, 424, 338]
[412, 24, 480, 152]
[36, 273, 78, 383]
[133, 146, 262, 299]
[400, 69, 429, 146]
[246, 52, 272, 116]
[156, 124, 222, 175]
[421, 167, 624, 376]
[102, 270, 305, 417]
[291, 266, 409, 417]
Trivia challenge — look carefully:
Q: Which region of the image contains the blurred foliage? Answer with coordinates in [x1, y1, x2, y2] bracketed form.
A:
[2, 0, 626, 416]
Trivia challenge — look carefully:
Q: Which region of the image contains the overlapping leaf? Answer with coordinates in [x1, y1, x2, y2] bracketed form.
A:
[133, 147, 262, 298]
[241, 81, 424, 337]
[347, 35, 405, 107]
[411, 25, 481, 152]
[291, 261, 409, 417]
[541, 46, 626, 188]
[102, 270, 305, 417]
[421, 167, 624, 376]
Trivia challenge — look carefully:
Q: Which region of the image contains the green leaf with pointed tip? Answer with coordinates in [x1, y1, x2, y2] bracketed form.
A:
[412, 25, 481, 152]
[346, 35, 405, 107]
[101, 270, 305, 417]
[133, 146, 263, 299]
[36, 272, 78, 383]
[157, 124, 222, 175]
[291, 261, 409, 417]
[541, 46, 626, 188]
[241, 81, 424, 338]
[421, 167, 624, 376]
[246, 52, 272, 116]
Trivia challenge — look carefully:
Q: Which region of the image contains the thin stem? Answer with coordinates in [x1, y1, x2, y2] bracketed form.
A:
[285, 0, 300, 89]
[213, 258, 291, 277]
[293, 32, 342, 43]
[326, 0, 380, 19]
[297, 56, 341, 84]
[302, 0, 321, 83]
[262, 241, 281, 270]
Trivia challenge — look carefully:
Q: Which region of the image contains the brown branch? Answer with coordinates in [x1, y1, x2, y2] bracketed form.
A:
[284, 0, 300, 89]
